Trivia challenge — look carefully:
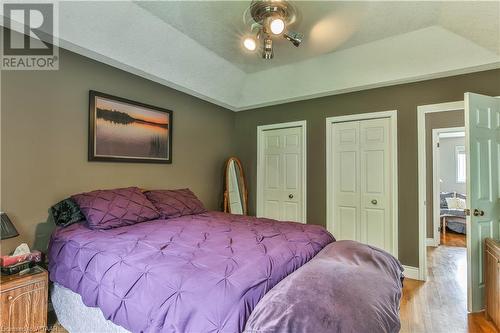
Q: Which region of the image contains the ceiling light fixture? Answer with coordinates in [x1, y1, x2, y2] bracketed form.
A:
[269, 17, 285, 35]
[242, 0, 303, 60]
[243, 37, 257, 51]
[284, 31, 302, 47]
[263, 37, 274, 59]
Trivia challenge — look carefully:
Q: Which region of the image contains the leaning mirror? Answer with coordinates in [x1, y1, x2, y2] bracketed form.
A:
[223, 157, 248, 215]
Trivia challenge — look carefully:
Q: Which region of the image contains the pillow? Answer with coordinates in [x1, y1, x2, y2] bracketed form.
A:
[445, 198, 457, 209]
[446, 197, 464, 210]
[50, 198, 85, 227]
[440, 192, 455, 209]
[72, 187, 160, 230]
[144, 189, 207, 218]
[455, 198, 467, 209]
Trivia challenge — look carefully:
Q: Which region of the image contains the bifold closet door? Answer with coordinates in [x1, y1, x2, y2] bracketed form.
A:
[332, 118, 393, 252]
[332, 121, 361, 241]
[261, 126, 304, 222]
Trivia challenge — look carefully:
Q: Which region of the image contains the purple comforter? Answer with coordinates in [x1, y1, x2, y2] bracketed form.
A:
[244, 240, 404, 333]
[48, 212, 334, 333]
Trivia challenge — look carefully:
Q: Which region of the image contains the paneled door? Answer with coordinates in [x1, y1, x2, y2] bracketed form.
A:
[465, 93, 500, 312]
[258, 123, 305, 223]
[331, 117, 395, 254]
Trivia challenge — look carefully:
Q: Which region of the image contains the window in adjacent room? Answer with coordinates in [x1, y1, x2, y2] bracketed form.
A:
[456, 145, 466, 183]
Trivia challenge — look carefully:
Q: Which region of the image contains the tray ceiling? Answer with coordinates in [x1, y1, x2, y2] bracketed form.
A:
[2, 1, 499, 111]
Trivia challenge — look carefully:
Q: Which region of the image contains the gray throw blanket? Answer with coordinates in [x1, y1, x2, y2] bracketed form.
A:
[244, 240, 403, 333]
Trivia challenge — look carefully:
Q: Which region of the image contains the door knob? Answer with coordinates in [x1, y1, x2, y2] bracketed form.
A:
[371, 199, 378, 205]
[289, 194, 294, 199]
[473, 209, 485, 217]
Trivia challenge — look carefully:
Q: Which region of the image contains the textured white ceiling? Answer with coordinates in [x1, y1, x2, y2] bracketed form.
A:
[136, 1, 500, 73]
[2, 1, 499, 110]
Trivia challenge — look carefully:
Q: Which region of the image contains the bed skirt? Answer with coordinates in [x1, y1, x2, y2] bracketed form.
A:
[52, 283, 130, 333]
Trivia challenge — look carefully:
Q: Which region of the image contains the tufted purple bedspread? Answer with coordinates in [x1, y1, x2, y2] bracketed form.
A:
[48, 212, 334, 333]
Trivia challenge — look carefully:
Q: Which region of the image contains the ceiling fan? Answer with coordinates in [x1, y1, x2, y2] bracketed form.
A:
[242, 0, 303, 59]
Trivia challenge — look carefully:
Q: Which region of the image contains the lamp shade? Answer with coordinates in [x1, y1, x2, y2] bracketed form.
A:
[1, 212, 19, 240]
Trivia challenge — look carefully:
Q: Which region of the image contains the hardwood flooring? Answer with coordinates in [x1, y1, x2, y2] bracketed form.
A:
[441, 228, 467, 247]
[400, 246, 498, 333]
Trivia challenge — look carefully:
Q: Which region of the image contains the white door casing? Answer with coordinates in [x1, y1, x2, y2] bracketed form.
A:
[326, 111, 398, 256]
[257, 121, 307, 223]
[417, 100, 465, 281]
[465, 93, 500, 312]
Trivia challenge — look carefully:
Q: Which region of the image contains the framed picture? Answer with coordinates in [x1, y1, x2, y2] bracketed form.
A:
[89, 90, 172, 164]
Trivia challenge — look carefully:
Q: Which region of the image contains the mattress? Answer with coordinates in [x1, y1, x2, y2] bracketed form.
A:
[48, 211, 334, 333]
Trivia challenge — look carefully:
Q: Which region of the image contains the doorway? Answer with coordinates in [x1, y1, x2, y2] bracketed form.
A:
[418, 95, 500, 313]
[432, 127, 466, 248]
[256, 121, 307, 223]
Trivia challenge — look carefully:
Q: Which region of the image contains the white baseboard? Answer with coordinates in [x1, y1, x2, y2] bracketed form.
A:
[426, 238, 438, 247]
[402, 265, 421, 280]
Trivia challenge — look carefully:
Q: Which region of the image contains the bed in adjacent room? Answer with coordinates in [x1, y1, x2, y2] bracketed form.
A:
[48, 187, 403, 333]
[440, 192, 467, 235]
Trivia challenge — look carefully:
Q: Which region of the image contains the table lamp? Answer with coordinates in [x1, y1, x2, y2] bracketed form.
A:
[1, 212, 19, 240]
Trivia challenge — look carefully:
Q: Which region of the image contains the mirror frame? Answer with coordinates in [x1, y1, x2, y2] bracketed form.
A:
[223, 157, 248, 215]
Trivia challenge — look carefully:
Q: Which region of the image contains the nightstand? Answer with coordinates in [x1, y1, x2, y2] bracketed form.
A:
[0, 266, 48, 333]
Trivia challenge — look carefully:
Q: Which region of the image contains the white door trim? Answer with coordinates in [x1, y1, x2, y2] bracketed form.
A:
[431, 126, 465, 247]
[417, 101, 464, 281]
[326, 110, 399, 258]
[256, 120, 307, 223]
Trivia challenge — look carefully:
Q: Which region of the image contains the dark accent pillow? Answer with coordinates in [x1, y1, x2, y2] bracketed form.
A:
[144, 189, 207, 219]
[72, 187, 160, 230]
[440, 192, 455, 209]
[50, 198, 85, 227]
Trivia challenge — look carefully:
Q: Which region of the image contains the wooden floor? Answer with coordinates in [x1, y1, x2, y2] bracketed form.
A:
[400, 245, 498, 333]
[441, 228, 467, 247]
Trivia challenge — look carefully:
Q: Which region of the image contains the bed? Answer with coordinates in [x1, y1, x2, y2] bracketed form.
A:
[440, 192, 467, 235]
[48, 188, 403, 333]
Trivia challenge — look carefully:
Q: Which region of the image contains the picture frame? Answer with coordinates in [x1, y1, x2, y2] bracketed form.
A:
[88, 90, 172, 164]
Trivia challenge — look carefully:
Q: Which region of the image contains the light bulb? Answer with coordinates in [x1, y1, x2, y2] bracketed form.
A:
[269, 18, 285, 35]
[243, 37, 256, 51]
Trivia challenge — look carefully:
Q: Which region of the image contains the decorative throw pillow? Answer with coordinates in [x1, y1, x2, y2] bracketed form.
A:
[455, 198, 467, 209]
[440, 192, 454, 209]
[144, 189, 207, 219]
[72, 187, 160, 230]
[50, 198, 85, 227]
[445, 197, 459, 210]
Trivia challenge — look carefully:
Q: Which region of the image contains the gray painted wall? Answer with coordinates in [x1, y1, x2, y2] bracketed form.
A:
[1, 48, 235, 254]
[235, 69, 500, 267]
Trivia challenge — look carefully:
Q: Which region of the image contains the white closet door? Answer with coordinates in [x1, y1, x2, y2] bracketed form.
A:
[331, 118, 393, 253]
[332, 121, 361, 241]
[261, 126, 304, 222]
[360, 118, 392, 251]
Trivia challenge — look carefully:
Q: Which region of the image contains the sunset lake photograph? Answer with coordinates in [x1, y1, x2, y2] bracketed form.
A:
[90, 92, 172, 163]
